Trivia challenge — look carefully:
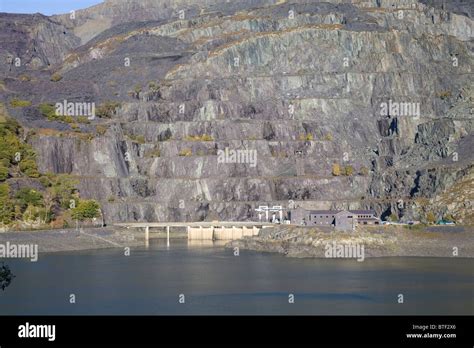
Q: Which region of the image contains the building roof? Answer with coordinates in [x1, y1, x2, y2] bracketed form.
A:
[304, 209, 375, 215]
[335, 210, 353, 217]
[307, 210, 338, 215]
[349, 210, 376, 215]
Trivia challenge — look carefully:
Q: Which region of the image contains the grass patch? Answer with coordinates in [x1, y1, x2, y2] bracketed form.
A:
[39, 103, 56, 120]
[185, 134, 214, 141]
[323, 133, 333, 141]
[298, 133, 313, 141]
[96, 101, 121, 119]
[96, 125, 108, 136]
[178, 148, 192, 156]
[40, 103, 91, 124]
[128, 134, 145, 144]
[10, 98, 32, 108]
[438, 90, 452, 100]
[145, 149, 161, 158]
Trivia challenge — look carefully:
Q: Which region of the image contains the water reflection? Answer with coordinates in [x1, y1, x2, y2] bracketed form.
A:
[0, 243, 472, 315]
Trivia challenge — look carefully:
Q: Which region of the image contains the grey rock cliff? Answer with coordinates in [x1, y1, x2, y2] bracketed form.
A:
[2, 0, 473, 224]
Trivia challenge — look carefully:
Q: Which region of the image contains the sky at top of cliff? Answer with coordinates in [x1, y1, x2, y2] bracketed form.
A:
[0, 0, 103, 15]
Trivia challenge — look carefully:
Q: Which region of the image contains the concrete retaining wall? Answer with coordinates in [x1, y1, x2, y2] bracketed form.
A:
[187, 226, 260, 240]
[187, 227, 214, 240]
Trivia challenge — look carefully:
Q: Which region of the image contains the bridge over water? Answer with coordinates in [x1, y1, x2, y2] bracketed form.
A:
[114, 221, 275, 246]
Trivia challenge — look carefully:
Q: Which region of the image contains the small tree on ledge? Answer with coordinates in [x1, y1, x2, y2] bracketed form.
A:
[389, 213, 398, 222]
[71, 200, 101, 222]
[344, 165, 354, 176]
[426, 212, 436, 224]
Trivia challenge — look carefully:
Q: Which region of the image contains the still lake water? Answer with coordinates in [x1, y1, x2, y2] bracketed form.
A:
[0, 240, 473, 315]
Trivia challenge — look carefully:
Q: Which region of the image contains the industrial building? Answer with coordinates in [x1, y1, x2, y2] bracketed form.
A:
[290, 208, 380, 231]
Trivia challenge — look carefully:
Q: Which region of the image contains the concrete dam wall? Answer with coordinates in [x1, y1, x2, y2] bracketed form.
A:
[187, 226, 261, 240]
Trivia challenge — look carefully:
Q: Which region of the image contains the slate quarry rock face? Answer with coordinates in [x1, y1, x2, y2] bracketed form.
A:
[2, 0, 473, 224]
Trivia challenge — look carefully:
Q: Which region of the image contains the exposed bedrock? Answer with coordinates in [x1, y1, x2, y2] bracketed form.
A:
[3, 0, 472, 223]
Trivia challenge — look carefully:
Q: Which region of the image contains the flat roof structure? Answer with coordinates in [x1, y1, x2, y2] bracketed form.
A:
[114, 221, 275, 228]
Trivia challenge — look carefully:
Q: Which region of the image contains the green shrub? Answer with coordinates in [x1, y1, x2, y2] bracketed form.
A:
[344, 165, 354, 176]
[39, 175, 52, 188]
[148, 81, 159, 91]
[185, 134, 214, 141]
[71, 200, 101, 221]
[39, 103, 57, 120]
[0, 134, 22, 164]
[438, 91, 452, 100]
[0, 117, 20, 134]
[0, 183, 14, 225]
[0, 183, 9, 198]
[77, 116, 90, 124]
[50, 73, 63, 82]
[0, 165, 8, 181]
[179, 148, 192, 156]
[19, 74, 31, 82]
[298, 133, 313, 141]
[96, 102, 121, 119]
[96, 125, 108, 136]
[40, 104, 90, 124]
[444, 214, 456, 222]
[0, 114, 40, 177]
[426, 212, 436, 224]
[270, 149, 288, 158]
[19, 159, 40, 178]
[324, 133, 333, 141]
[15, 188, 43, 210]
[50, 174, 79, 209]
[10, 99, 31, 108]
[22, 205, 48, 223]
[64, 116, 75, 124]
[129, 134, 145, 144]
